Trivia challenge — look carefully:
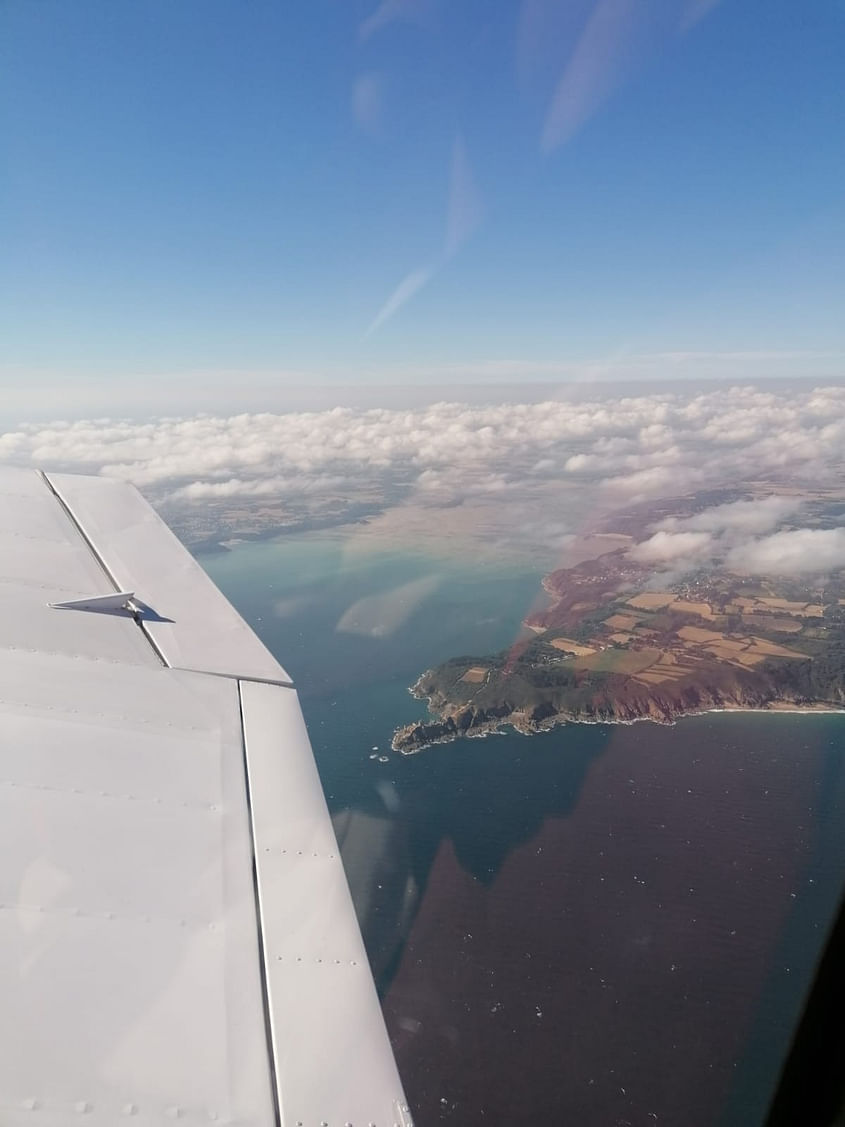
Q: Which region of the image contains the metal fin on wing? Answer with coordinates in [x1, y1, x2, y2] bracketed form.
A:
[49, 591, 136, 613]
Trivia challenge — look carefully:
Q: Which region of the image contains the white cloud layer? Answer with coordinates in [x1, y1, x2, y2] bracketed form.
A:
[629, 530, 713, 564]
[726, 529, 845, 576]
[0, 384, 842, 495]
[656, 496, 803, 536]
[1, 384, 843, 581]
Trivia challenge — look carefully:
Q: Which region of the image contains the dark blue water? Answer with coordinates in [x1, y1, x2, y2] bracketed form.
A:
[205, 535, 845, 1127]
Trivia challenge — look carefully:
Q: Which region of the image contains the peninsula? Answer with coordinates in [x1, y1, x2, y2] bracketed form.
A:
[392, 548, 845, 754]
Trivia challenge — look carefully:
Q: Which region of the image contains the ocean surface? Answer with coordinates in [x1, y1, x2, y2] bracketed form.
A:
[204, 534, 845, 1127]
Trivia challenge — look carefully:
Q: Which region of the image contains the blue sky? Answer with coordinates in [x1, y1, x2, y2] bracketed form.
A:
[2, 0, 844, 408]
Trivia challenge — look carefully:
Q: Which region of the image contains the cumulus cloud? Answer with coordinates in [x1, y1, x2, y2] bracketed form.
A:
[657, 496, 803, 536]
[629, 530, 713, 565]
[726, 529, 845, 576]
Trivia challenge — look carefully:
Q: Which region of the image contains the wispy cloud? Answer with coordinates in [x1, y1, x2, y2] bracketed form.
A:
[352, 72, 385, 138]
[364, 132, 483, 336]
[336, 574, 441, 637]
[680, 0, 724, 33]
[364, 267, 435, 338]
[541, 0, 640, 153]
[359, 0, 431, 43]
[445, 134, 484, 258]
[540, 0, 727, 152]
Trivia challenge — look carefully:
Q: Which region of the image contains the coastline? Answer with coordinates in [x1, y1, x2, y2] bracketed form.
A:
[392, 687, 845, 755]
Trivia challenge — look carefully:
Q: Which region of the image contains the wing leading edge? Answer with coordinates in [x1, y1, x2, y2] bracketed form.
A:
[0, 467, 411, 1127]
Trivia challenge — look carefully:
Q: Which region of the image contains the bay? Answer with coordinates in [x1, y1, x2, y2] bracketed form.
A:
[205, 535, 845, 1127]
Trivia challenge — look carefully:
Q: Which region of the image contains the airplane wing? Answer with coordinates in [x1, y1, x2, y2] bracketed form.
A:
[0, 466, 412, 1127]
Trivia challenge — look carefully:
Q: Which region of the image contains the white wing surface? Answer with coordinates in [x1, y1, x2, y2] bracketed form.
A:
[0, 467, 411, 1127]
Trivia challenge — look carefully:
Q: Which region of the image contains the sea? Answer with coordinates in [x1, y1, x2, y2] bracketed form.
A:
[203, 533, 845, 1127]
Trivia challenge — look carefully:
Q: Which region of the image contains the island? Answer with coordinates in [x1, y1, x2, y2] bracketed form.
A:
[392, 547, 845, 754]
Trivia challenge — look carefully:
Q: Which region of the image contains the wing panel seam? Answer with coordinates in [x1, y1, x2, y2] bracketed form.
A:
[173, 667, 294, 689]
[236, 678, 283, 1127]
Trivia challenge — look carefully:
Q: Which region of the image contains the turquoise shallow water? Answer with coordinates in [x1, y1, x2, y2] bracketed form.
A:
[205, 535, 845, 1127]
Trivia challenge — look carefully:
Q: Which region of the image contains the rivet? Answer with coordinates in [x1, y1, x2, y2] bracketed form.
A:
[316, 957, 322, 963]
[166, 1107, 181, 1119]
[75, 1100, 91, 1113]
[296, 956, 302, 962]
[351, 960, 358, 966]
[22, 1097, 37, 1110]
[122, 1104, 137, 1116]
